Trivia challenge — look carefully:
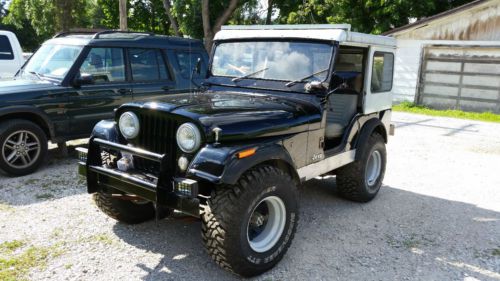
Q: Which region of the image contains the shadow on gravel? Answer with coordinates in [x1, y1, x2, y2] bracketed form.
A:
[111, 177, 500, 281]
[0, 142, 87, 206]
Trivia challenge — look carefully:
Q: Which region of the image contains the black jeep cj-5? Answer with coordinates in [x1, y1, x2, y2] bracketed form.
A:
[78, 24, 396, 277]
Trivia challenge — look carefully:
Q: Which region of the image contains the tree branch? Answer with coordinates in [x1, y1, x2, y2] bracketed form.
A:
[213, 0, 239, 32]
[162, 0, 180, 36]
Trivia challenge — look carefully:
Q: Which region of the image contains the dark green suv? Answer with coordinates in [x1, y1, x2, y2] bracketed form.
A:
[0, 30, 208, 176]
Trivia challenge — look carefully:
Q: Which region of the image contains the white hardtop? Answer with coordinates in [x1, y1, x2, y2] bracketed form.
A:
[215, 24, 396, 48]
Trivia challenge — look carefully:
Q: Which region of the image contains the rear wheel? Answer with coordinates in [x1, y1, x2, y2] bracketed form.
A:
[336, 132, 386, 202]
[93, 192, 170, 224]
[0, 119, 47, 176]
[201, 165, 299, 277]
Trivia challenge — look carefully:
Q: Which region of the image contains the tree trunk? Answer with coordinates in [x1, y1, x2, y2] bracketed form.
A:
[266, 0, 273, 24]
[119, 0, 127, 31]
[55, 0, 72, 32]
[162, 0, 180, 37]
[202, 0, 239, 53]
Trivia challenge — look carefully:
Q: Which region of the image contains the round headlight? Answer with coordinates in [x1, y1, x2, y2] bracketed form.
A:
[176, 123, 201, 153]
[119, 112, 140, 139]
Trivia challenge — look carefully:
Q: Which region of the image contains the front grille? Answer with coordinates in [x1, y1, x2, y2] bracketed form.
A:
[132, 110, 178, 174]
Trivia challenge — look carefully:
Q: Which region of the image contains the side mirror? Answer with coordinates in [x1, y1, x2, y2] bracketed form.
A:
[192, 58, 202, 77]
[74, 73, 94, 87]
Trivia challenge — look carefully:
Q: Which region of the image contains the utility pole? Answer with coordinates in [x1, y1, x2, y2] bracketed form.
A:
[119, 0, 127, 31]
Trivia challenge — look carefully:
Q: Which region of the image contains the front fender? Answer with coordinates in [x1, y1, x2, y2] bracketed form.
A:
[91, 120, 121, 143]
[187, 140, 296, 185]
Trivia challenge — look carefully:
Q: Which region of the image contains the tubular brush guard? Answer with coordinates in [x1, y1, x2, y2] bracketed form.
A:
[77, 137, 200, 217]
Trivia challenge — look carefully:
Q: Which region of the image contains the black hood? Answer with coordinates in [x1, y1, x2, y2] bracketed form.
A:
[120, 91, 321, 142]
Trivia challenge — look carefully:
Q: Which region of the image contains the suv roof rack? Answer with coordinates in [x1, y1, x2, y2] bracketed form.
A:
[53, 29, 155, 39]
[221, 24, 352, 31]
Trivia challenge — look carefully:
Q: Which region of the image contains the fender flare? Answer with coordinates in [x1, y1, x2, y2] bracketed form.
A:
[90, 120, 121, 143]
[353, 118, 387, 161]
[188, 141, 297, 185]
[0, 106, 55, 139]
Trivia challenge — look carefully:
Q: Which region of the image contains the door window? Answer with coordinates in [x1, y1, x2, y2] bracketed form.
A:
[175, 52, 206, 78]
[0, 35, 14, 60]
[79, 48, 125, 83]
[371, 52, 394, 93]
[129, 48, 170, 81]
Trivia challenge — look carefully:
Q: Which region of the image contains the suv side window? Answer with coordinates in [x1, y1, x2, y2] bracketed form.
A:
[371, 52, 394, 93]
[79, 47, 125, 83]
[0, 35, 14, 60]
[129, 48, 170, 81]
[175, 52, 206, 78]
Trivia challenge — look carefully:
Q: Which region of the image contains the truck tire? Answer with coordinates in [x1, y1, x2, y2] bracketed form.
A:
[201, 165, 299, 277]
[0, 119, 48, 176]
[93, 192, 170, 224]
[336, 132, 386, 202]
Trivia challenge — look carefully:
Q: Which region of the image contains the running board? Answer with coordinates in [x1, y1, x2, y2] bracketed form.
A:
[297, 150, 356, 181]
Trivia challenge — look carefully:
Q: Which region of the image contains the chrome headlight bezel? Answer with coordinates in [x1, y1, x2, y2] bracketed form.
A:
[118, 111, 140, 139]
[176, 122, 201, 153]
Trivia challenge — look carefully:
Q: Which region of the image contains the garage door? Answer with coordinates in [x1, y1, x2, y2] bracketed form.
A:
[417, 46, 500, 113]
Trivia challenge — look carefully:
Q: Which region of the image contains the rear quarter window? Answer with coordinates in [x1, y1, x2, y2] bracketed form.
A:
[0, 35, 14, 60]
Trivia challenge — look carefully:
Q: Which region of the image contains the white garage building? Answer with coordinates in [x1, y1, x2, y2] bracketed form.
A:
[386, 0, 500, 113]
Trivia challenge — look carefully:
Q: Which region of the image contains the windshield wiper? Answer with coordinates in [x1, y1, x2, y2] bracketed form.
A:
[232, 67, 269, 82]
[285, 68, 329, 87]
[28, 71, 44, 80]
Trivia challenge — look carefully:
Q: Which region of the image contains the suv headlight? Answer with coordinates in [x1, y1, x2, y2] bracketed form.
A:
[119, 112, 140, 139]
[176, 123, 201, 153]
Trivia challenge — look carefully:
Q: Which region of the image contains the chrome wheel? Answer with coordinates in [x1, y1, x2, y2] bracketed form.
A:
[247, 195, 286, 253]
[365, 150, 382, 187]
[1, 130, 41, 169]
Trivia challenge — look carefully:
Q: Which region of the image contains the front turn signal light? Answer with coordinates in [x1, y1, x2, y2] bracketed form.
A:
[237, 148, 257, 159]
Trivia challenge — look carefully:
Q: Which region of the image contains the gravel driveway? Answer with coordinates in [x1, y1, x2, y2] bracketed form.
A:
[0, 112, 499, 281]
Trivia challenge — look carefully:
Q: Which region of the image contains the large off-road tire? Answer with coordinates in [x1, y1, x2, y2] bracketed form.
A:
[336, 132, 386, 202]
[93, 192, 170, 224]
[201, 165, 299, 277]
[0, 119, 48, 176]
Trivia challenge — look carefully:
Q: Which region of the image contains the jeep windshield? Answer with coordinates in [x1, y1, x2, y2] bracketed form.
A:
[211, 41, 333, 84]
[20, 44, 83, 80]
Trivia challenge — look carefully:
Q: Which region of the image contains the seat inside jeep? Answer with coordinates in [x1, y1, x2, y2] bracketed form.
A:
[325, 47, 366, 147]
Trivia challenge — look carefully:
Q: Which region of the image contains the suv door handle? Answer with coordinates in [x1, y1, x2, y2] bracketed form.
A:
[162, 86, 173, 91]
[117, 89, 130, 94]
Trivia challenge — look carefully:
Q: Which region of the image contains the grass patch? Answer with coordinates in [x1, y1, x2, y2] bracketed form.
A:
[393, 101, 500, 123]
[35, 193, 54, 200]
[492, 248, 500, 256]
[0, 240, 58, 281]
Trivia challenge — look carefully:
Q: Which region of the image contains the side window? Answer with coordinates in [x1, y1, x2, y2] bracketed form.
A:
[175, 52, 206, 78]
[371, 52, 394, 93]
[79, 48, 125, 83]
[0, 35, 14, 60]
[129, 48, 170, 81]
[334, 49, 365, 92]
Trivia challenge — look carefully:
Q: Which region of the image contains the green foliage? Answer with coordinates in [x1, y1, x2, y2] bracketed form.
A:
[278, 0, 476, 34]
[3, 0, 92, 50]
[0, 0, 479, 51]
[394, 101, 500, 123]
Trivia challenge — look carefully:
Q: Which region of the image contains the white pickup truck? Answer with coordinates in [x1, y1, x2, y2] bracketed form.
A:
[0, 30, 25, 80]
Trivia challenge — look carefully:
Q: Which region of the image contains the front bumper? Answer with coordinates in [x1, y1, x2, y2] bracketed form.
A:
[78, 138, 200, 217]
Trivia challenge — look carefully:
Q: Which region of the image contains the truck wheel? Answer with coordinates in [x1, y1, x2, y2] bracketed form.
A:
[201, 166, 299, 277]
[93, 192, 170, 224]
[0, 119, 48, 176]
[336, 132, 386, 202]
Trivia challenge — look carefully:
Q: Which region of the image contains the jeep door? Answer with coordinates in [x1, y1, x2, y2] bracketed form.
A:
[66, 47, 132, 137]
[128, 48, 176, 101]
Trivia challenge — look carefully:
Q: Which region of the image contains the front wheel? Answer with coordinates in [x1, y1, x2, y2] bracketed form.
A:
[201, 166, 299, 277]
[336, 132, 386, 202]
[0, 119, 48, 176]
